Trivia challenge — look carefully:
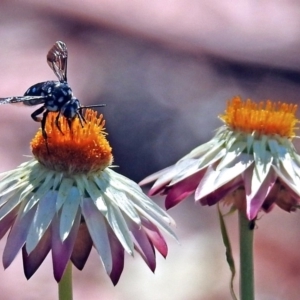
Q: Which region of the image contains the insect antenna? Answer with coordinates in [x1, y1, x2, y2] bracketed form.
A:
[80, 104, 106, 109]
[77, 104, 106, 126]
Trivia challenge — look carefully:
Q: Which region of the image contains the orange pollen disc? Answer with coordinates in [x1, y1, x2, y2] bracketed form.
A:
[219, 96, 299, 138]
[31, 109, 113, 174]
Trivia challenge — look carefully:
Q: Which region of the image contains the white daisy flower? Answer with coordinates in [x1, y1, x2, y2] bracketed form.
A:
[0, 110, 176, 285]
[140, 97, 300, 220]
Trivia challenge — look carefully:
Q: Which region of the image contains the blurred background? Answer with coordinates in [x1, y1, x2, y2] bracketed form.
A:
[0, 0, 300, 299]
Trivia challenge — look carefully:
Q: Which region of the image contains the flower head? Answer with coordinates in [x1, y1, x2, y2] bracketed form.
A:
[0, 110, 176, 284]
[140, 96, 300, 220]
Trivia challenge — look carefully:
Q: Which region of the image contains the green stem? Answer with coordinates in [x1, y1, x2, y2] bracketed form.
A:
[58, 261, 73, 300]
[239, 211, 254, 300]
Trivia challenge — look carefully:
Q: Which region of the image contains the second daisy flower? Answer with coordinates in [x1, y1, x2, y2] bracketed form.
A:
[140, 96, 300, 220]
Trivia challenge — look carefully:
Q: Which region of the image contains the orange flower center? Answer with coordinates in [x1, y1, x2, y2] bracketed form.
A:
[31, 109, 113, 174]
[219, 96, 299, 138]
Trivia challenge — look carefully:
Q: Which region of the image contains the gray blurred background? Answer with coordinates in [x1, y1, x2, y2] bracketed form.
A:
[1, 0, 300, 299]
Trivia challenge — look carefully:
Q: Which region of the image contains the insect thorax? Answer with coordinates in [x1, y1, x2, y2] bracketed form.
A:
[24, 81, 73, 110]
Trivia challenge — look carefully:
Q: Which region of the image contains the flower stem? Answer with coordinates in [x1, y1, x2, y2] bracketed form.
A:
[239, 211, 254, 300]
[58, 261, 73, 300]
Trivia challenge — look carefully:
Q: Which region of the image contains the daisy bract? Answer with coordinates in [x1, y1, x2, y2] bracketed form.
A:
[0, 109, 176, 285]
[140, 96, 300, 220]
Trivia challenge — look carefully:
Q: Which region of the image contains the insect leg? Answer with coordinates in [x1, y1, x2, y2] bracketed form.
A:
[40, 110, 50, 154]
[77, 108, 86, 127]
[41, 110, 50, 140]
[32, 106, 49, 153]
[31, 105, 45, 123]
[54, 111, 64, 135]
[67, 118, 74, 139]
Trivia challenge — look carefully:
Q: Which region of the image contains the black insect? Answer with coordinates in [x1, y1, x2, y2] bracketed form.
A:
[248, 218, 256, 230]
[0, 41, 105, 139]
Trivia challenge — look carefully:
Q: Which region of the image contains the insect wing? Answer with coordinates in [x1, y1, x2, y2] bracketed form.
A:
[47, 41, 68, 82]
[0, 95, 46, 106]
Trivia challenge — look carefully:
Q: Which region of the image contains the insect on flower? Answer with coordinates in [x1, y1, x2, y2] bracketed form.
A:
[0, 41, 105, 139]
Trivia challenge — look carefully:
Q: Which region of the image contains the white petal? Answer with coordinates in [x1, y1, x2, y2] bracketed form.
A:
[56, 178, 74, 211]
[107, 169, 176, 222]
[82, 178, 107, 213]
[169, 159, 204, 185]
[23, 175, 55, 214]
[141, 159, 197, 192]
[272, 164, 300, 196]
[139, 164, 176, 186]
[0, 192, 22, 221]
[81, 197, 112, 274]
[73, 175, 86, 198]
[0, 180, 27, 197]
[250, 152, 273, 198]
[0, 190, 18, 208]
[197, 144, 226, 169]
[268, 138, 280, 157]
[279, 152, 298, 184]
[180, 138, 219, 160]
[246, 134, 254, 153]
[224, 132, 239, 150]
[133, 203, 177, 240]
[93, 175, 141, 225]
[26, 190, 58, 254]
[105, 170, 177, 238]
[52, 172, 63, 191]
[253, 140, 265, 164]
[59, 187, 81, 241]
[106, 199, 134, 254]
[290, 158, 300, 178]
[196, 154, 253, 199]
[216, 141, 247, 170]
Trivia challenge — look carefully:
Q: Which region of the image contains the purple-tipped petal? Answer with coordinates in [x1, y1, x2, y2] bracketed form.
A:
[71, 222, 93, 270]
[165, 170, 205, 209]
[81, 198, 112, 274]
[52, 209, 81, 282]
[26, 191, 57, 254]
[129, 220, 156, 272]
[22, 227, 51, 279]
[196, 156, 252, 201]
[245, 168, 276, 220]
[263, 179, 299, 213]
[0, 206, 18, 240]
[3, 206, 37, 269]
[106, 225, 124, 285]
[276, 194, 298, 212]
[139, 165, 176, 189]
[261, 180, 281, 212]
[141, 217, 168, 258]
[200, 177, 242, 206]
[144, 159, 198, 196]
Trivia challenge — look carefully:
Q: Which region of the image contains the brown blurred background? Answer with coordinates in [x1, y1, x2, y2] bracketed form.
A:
[1, 0, 300, 299]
